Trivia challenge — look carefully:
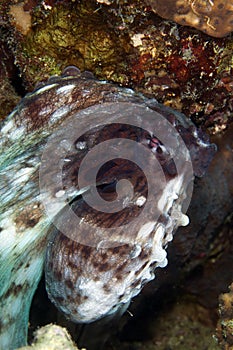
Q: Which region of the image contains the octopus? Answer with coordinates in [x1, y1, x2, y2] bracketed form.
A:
[0, 67, 216, 349]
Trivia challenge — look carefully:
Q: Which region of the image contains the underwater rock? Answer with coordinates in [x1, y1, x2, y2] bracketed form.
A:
[147, 0, 233, 38]
[0, 36, 20, 120]
[0, 1, 232, 134]
[217, 282, 233, 349]
[18, 324, 79, 350]
[0, 67, 215, 349]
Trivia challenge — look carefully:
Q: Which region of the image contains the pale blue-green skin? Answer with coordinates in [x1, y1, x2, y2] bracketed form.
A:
[0, 226, 47, 349]
[0, 120, 52, 349]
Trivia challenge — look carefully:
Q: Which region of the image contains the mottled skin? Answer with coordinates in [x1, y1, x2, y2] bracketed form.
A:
[0, 67, 215, 349]
[44, 119, 186, 323]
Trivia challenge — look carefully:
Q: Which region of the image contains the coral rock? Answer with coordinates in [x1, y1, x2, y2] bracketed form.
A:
[18, 324, 79, 350]
[217, 282, 233, 349]
[147, 0, 233, 37]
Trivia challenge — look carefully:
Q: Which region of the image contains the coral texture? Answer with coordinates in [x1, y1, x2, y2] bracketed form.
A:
[147, 0, 233, 37]
[217, 283, 233, 349]
[0, 1, 232, 134]
[18, 324, 79, 350]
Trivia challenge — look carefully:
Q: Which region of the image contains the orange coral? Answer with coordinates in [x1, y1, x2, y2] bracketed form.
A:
[147, 0, 233, 37]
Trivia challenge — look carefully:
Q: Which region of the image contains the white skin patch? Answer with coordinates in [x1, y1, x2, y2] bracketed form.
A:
[1, 119, 15, 134]
[158, 175, 183, 213]
[33, 83, 58, 95]
[56, 84, 76, 95]
[152, 226, 166, 262]
[6, 295, 22, 318]
[0, 216, 17, 252]
[135, 196, 146, 207]
[137, 221, 156, 241]
[152, 244, 167, 263]
[38, 106, 51, 116]
[130, 244, 142, 259]
[12, 167, 34, 186]
[8, 125, 26, 142]
[157, 257, 168, 268]
[75, 141, 87, 150]
[76, 279, 126, 322]
[49, 106, 70, 125]
[180, 213, 189, 226]
[55, 190, 66, 198]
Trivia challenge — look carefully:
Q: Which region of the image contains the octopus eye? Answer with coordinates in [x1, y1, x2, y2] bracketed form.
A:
[149, 136, 160, 149]
[148, 135, 167, 155]
[156, 145, 163, 154]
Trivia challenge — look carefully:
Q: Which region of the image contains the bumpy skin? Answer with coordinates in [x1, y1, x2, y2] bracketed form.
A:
[0, 67, 215, 348]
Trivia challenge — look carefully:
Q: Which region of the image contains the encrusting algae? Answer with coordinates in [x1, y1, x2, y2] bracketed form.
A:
[147, 0, 233, 38]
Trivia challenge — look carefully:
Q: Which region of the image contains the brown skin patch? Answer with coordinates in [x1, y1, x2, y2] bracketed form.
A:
[100, 252, 108, 261]
[138, 249, 150, 260]
[53, 269, 63, 282]
[98, 262, 110, 272]
[15, 76, 119, 133]
[54, 296, 65, 304]
[136, 261, 149, 275]
[3, 283, 24, 299]
[115, 261, 129, 274]
[103, 283, 111, 293]
[65, 279, 74, 290]
[77, 245, 93, 260]
[115, 273, 123, 281]
[14, 202, 43, 231]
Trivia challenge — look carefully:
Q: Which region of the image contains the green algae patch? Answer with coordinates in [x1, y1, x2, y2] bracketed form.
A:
[19, 1, 133, 89]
